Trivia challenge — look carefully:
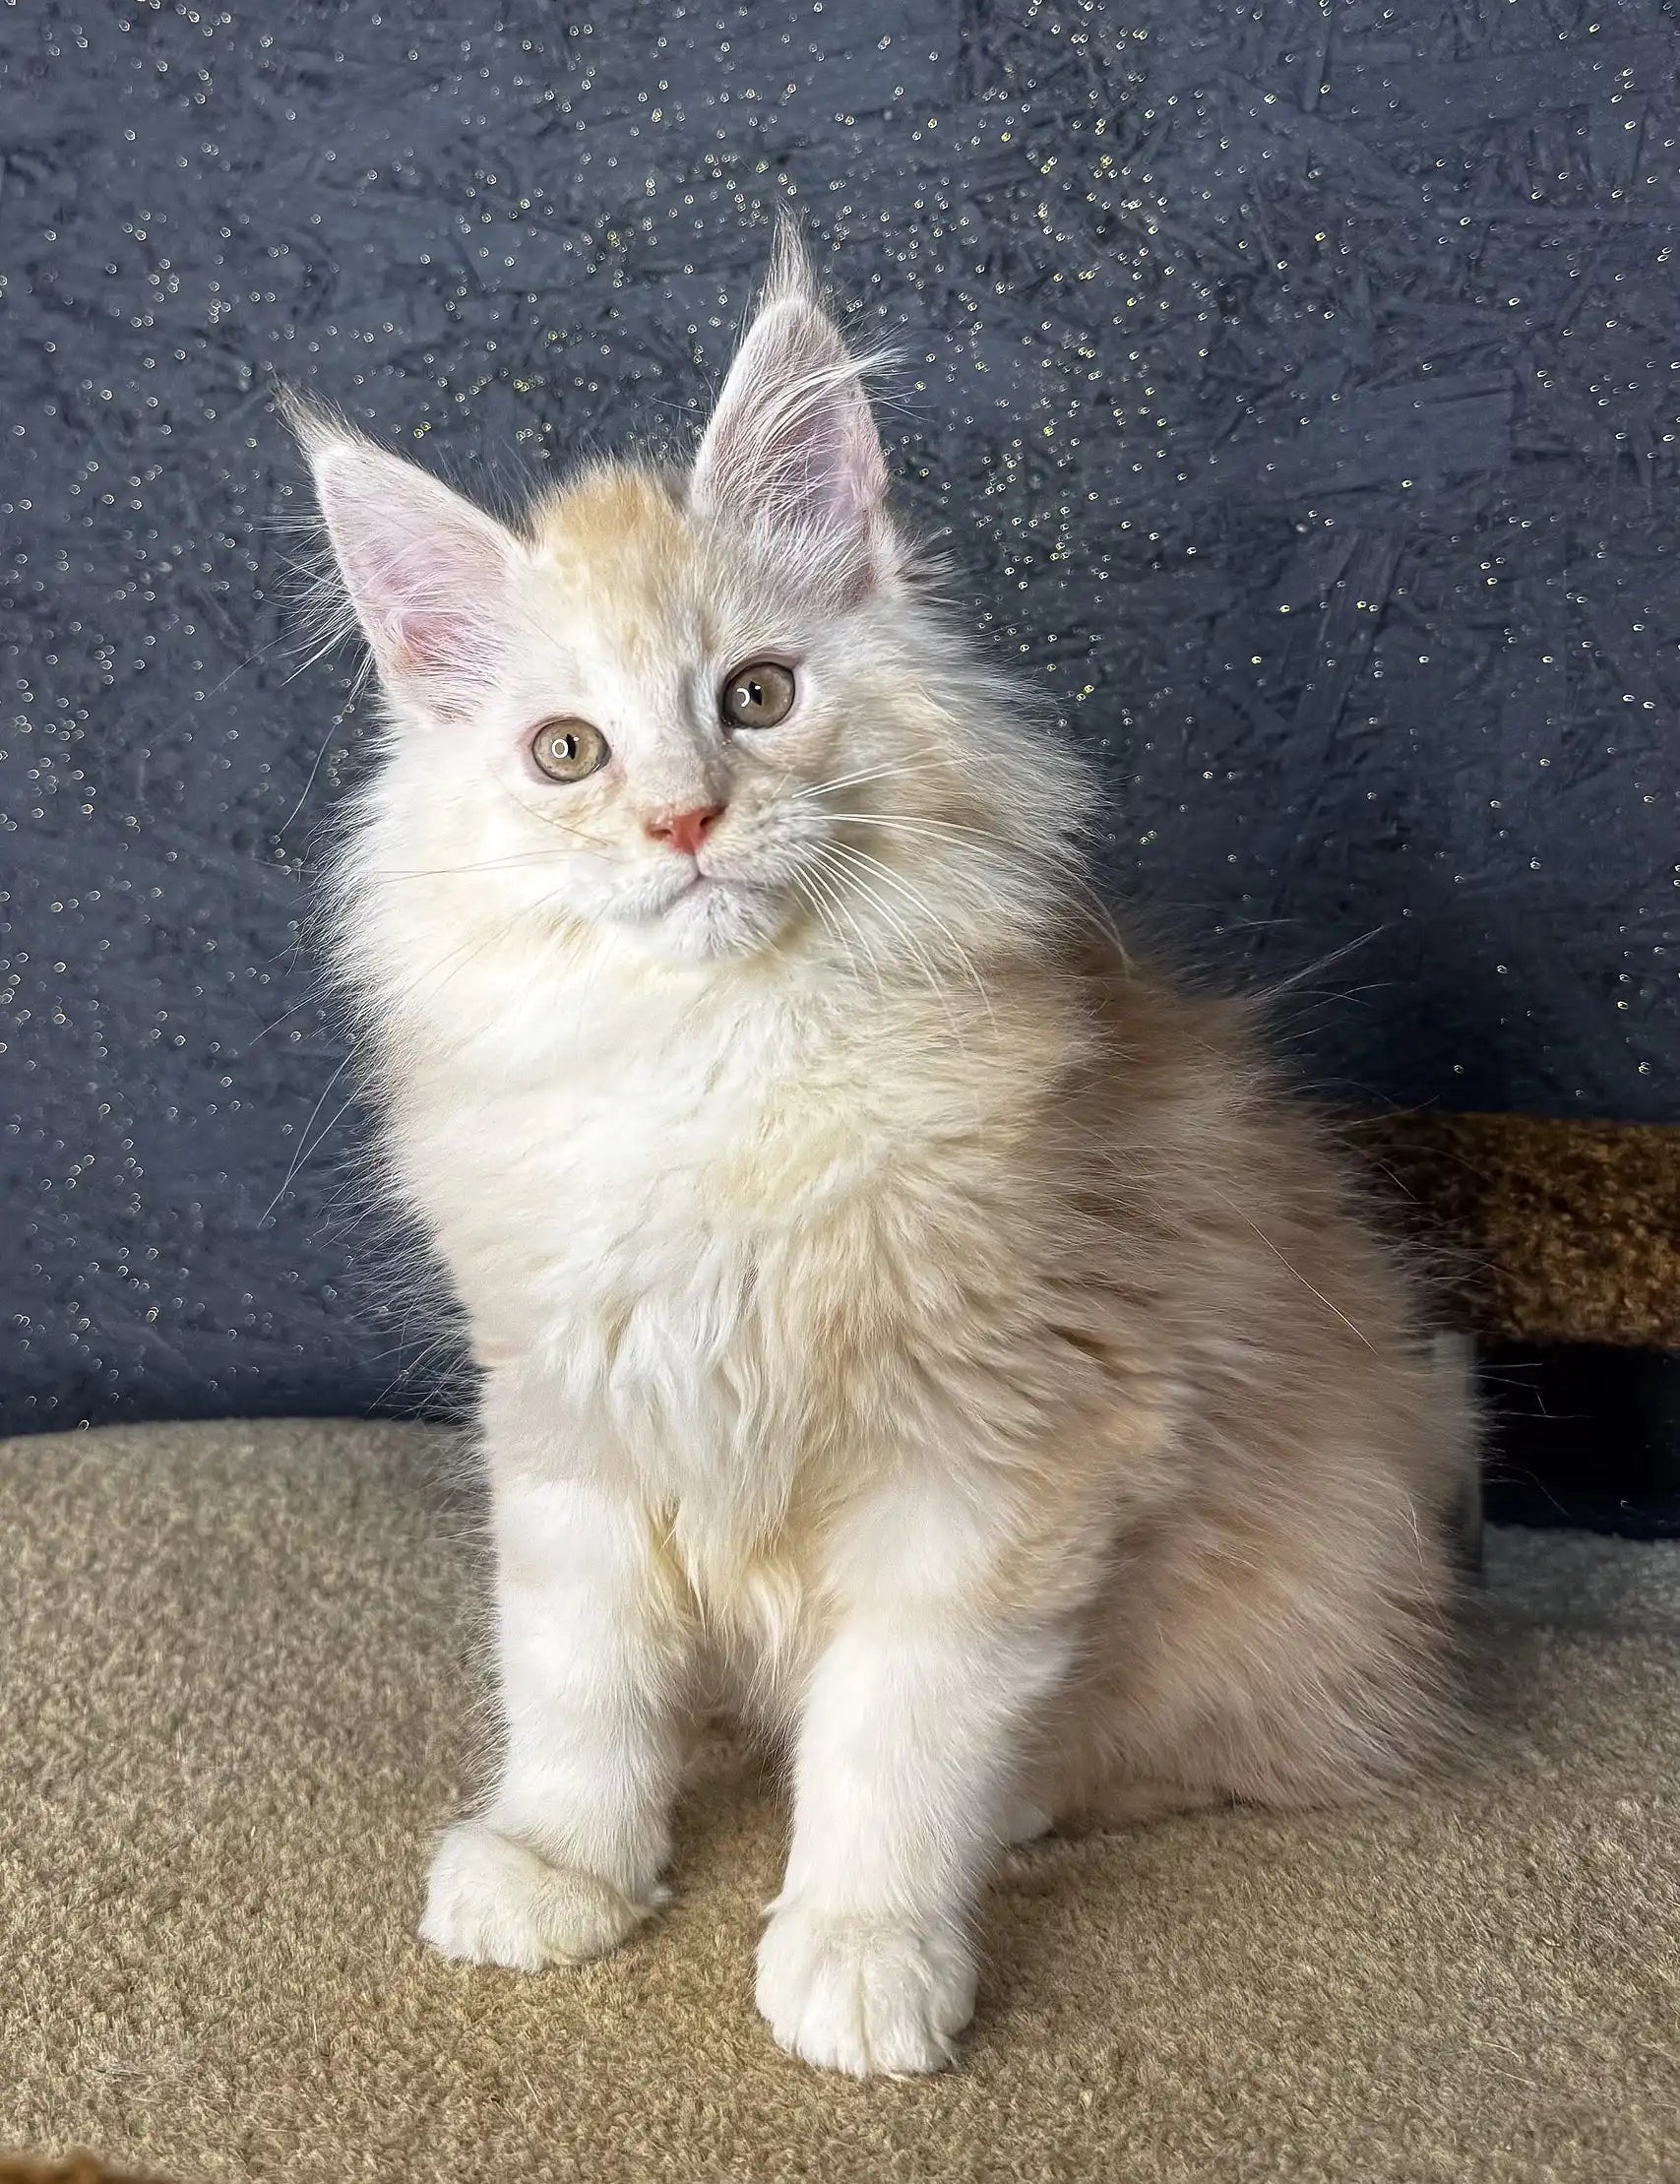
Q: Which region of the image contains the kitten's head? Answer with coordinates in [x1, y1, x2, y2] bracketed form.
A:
[294, 225, 1089, 971]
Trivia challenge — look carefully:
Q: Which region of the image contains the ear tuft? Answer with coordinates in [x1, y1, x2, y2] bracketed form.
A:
[283, 395, 523, 714]
[691, 228, 894, 604]
[761, 211, 819, 312]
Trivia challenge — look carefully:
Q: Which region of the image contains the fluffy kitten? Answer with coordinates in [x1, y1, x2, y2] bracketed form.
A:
[294, 228, 1474, 2078]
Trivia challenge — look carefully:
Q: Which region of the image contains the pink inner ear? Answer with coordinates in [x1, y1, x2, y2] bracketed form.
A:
[821, 390, 889, 538]
[693, 294, 890, 600]
[344, 517, 507, 685]
[386, 603, 477, 681]
[316, 445, 518, 700]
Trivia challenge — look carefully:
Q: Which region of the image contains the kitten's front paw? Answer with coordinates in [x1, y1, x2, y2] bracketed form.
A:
[756, 1903, 977, 2077]
[419, 1821, 647, 1970]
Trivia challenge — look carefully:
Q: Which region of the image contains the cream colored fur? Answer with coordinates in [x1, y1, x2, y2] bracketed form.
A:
[295, 228, 1474, 2079]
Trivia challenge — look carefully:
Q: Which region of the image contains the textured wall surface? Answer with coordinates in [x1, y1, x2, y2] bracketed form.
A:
[3, 1, 1677, 1432]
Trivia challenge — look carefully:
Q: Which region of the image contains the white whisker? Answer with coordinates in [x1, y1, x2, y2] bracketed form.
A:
[799, 855, 889, 1007]
[361, 850, 571, 886]
[840, 813, 1124, 952]
[809, 842, 971, 1057]
[793, 753, 949, 801]
[821, 838, 999, 1035]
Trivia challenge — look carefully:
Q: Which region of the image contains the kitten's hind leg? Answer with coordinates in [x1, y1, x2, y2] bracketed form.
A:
[1036, 1474, 1459, 1838]
[1049, 1777, 1236, 1833]
[1006, 1750, 1238, 1840]
[999, 1791, 1054, 1845]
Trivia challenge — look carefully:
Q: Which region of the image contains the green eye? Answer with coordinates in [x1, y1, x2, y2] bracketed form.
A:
[530, 718, 609, 782]
[720, 659, 796, 730]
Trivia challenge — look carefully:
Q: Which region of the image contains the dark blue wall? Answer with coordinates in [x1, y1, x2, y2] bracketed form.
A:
[4, 1, 1677, 1432]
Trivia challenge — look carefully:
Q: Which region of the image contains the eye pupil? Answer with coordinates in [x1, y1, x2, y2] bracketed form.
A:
[530, 718, 608, 782]
[721, 658, 795, 729]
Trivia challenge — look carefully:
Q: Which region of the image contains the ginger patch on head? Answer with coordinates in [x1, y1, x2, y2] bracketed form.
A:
[531, 465, 687, 585]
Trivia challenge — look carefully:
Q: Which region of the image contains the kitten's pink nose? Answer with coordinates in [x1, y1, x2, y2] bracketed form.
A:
[644, 803, 725, 859]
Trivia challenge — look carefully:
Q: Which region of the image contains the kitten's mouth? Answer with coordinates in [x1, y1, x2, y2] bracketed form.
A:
[663, 863, 761, 909]
[624, 860, 783, 961]
[618, 864, 764, 930]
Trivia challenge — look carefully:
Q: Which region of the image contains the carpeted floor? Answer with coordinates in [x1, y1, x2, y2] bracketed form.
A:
[2, 1421, 1676, 2184]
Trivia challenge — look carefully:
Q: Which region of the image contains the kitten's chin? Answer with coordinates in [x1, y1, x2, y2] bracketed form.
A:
[617, 874, 788, 965]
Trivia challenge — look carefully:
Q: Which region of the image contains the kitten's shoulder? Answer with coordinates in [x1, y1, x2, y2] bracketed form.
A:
[1063, 918, 1257, 1074]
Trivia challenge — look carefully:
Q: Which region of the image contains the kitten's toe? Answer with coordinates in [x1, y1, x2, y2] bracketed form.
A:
[756, 1903, 976, 2077]
[419, 1821, 648, 1970]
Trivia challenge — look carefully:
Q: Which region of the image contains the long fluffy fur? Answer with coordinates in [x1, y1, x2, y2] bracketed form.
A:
[293, 230, 1475, 2080]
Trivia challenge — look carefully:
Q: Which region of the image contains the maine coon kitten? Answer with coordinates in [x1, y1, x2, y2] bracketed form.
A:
[294, 228, 1474, 2079]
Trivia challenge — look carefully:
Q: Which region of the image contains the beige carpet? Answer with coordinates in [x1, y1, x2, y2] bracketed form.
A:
[2, 1421, 1676, 2184]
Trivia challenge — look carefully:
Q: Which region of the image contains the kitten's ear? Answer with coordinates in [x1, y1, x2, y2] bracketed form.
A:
[691, 223, 893, 602]
[285, 397, 524, 714]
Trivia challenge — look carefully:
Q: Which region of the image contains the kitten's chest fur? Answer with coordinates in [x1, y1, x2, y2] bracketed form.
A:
[388, 953, 996, 1525]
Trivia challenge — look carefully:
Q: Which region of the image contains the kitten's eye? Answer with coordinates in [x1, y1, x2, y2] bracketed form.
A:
[530, 718, 609, 782]
[720, 659, 796, 730]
